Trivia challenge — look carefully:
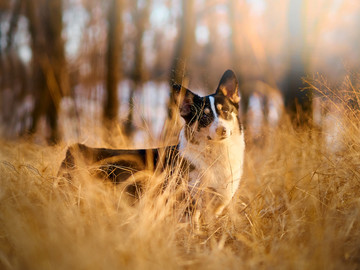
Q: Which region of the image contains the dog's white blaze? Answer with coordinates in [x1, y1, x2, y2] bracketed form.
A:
[209, 96, 218, 120]
[209, 96, 219, 139]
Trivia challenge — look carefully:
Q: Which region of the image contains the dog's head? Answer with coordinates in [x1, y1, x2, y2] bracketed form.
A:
[174, 70, 241, 143]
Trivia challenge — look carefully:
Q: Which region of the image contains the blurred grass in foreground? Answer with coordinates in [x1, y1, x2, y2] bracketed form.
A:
[1, 90, 360, 269]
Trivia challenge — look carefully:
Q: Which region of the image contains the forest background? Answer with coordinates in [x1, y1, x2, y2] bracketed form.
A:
[1, 0, 359, 144]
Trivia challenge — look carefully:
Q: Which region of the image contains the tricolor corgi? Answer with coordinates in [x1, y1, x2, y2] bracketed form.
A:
[59, 69, 245, 220]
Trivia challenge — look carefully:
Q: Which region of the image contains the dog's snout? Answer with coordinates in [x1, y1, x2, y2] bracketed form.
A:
[216, 126, 227, 137]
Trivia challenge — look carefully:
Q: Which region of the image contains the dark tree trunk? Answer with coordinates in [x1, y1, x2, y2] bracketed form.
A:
[227, 0, 241, 72]
[227, 0, 245, 118]
[25, 0, 69, 144]
[6, 0, 23, 51]
[169, 0, 195, 86]
[283, 0, 312, 127]
[124, 0, 152, 137]
[104, 0, 123, 124]
[131, 0, 151, 84]
[2, 0, 27, 97]
[167, 0, 195, 122]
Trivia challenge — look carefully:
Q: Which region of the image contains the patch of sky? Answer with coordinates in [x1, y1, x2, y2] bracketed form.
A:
[150, 3, 170, 28]
[196, 25, 209, 45]
[16, 17, 31, 63]
[217, 22, 231, 39]
[64, 4, 89, 58]
[246, 0, 266, 16]
[329, 0, 343, 16]
[0, 15, 31, 63]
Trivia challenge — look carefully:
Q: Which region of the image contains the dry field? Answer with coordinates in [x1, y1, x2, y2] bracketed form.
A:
[1, 98, 360, 269]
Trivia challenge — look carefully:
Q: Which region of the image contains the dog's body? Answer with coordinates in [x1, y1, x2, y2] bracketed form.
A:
[59, 143, 183, 193]
[59, 70, 245, 218]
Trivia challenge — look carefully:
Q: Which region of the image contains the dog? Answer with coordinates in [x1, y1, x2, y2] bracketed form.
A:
[58, 69, 245, 220]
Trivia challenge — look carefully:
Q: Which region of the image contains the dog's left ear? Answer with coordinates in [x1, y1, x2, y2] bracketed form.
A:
[216, 70, 240, 105]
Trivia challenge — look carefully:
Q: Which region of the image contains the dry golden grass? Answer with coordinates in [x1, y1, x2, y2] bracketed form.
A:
[1, 99, 360, 269]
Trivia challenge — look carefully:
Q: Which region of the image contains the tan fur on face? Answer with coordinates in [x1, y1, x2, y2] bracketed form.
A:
[220, 87, 228, 96]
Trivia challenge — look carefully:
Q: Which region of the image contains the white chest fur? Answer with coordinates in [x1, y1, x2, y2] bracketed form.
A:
[179, 128, 245, 206]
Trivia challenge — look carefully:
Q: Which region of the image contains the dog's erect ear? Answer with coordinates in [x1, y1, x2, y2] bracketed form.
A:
[172, 84, 197, 118]
[215, 70, 240, 104]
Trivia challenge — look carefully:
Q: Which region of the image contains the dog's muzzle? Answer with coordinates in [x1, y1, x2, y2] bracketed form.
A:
[208, 127, 232, 141]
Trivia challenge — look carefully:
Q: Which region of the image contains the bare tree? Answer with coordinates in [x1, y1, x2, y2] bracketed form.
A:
[124, 0, 152, 137]
[1, 0, 27, 96]
[169, 0, 195, 86]
[227, 0, 241, 73]
[167, 0, 195, 122]
[5, 0, 22, 51]
[104, 0, 123, 126]
[283, 0, 312, 126]
[227, 0, 246, 116]
[25, 0, 69, 143]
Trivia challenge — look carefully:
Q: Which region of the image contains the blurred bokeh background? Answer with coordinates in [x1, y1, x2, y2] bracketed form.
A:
[0, 0, 359, 146]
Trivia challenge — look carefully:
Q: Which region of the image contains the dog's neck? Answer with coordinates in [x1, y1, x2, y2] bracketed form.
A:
[178, 122, 245, 203]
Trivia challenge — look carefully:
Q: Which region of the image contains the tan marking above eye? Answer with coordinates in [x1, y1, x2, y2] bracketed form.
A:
[220, 86, 228, 96]
[216, 104, 223, 111]
[204, 108, 210, 114]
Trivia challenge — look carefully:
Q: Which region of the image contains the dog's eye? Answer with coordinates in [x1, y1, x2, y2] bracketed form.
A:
[221, 106, 232, 119]
[202, 113, 209, 119]
[222, 107, 229, 114]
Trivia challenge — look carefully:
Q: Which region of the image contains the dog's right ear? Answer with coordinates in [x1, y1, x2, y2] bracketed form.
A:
[215, 70, 240, 105]
[172, 84, 196, 118]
